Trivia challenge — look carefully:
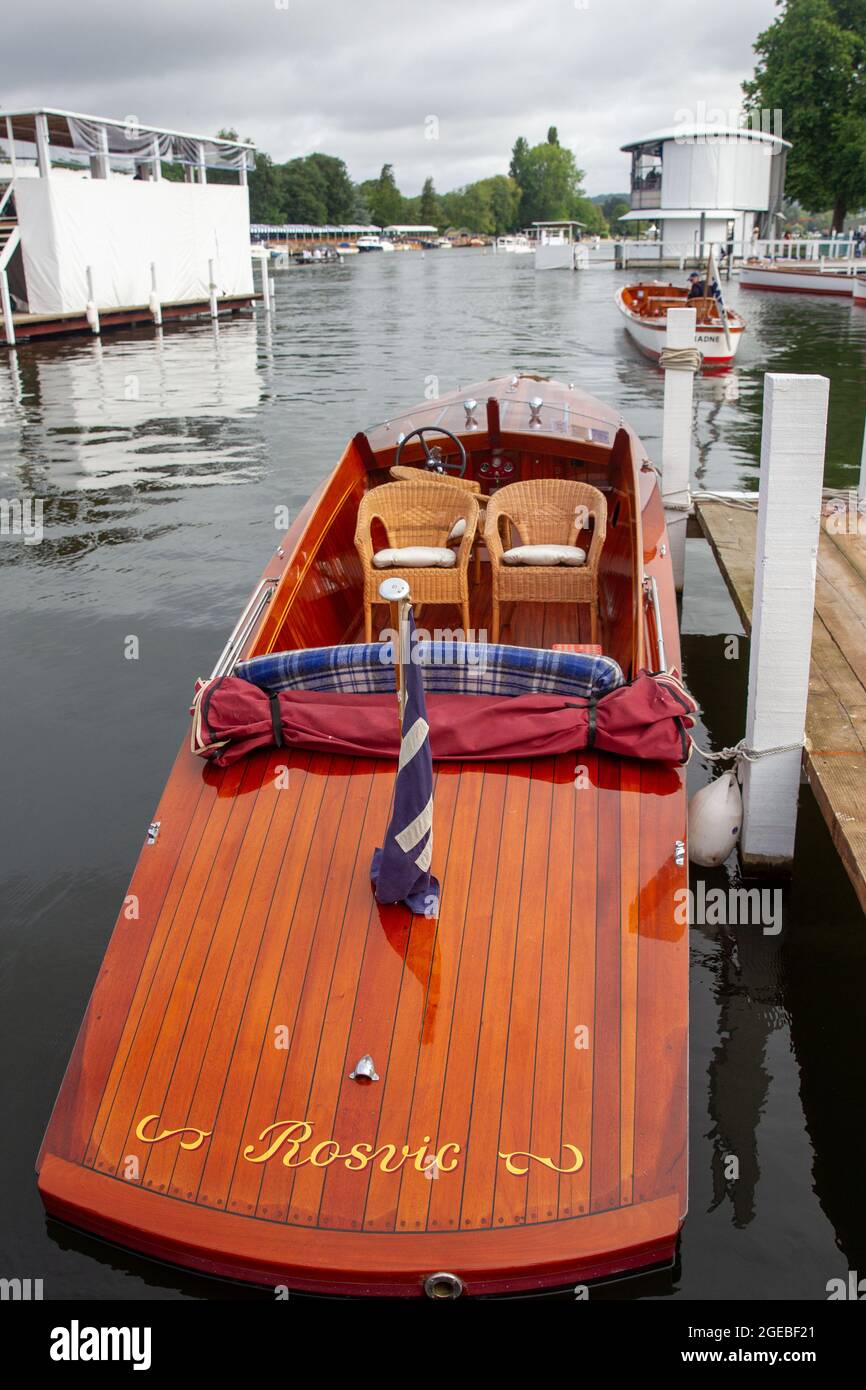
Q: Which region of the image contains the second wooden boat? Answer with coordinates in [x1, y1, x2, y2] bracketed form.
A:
[740, 260, 856, 296]
[616, 282, 745, 365]
[37, 376, 690, 1298]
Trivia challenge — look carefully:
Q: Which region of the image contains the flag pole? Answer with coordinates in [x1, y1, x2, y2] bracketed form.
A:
[379, 576, 410, 728]
[708, 246, 732, 355]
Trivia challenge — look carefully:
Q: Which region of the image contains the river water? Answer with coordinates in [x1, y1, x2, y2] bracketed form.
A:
[1, 249, 865, 1300]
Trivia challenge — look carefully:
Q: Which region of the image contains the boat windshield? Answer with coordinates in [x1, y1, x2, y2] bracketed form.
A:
[364, 395, 617, 449]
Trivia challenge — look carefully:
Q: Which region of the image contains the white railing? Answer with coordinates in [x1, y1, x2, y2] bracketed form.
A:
[613, 234, 860, 268]
[751, 236, 856, 261]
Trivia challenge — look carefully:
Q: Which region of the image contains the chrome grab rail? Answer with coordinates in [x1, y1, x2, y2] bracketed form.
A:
[208, 576, 279, 681]
[643, 574, 667, 675]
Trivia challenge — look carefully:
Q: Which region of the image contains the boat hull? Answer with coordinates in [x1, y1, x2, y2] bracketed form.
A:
[740, 263, 855, 296]
[853, 277, 866, 306]
[39, 1153, 681, 1295]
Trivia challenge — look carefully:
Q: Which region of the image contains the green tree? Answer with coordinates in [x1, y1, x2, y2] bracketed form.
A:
[460, 181, 495, 234]
[743, 0, 866, 228]
[572, 195, 607, 235]
[509, 136, 531, 194]
[517, 140, 586, 224]
[280, 157, 328, 223]
[439, 186, 467, 229]
[599, 193, 630, 223]
[368, 163, 405, 227]
[605, 199, 631, 233]
[247, 151, 284, 222]
[351, 185, 373, 224]
[306, 153, 355, 222]
[547, 126, 559, 145]
[486, 174, 522, 234]
[419, 176, 442, 228]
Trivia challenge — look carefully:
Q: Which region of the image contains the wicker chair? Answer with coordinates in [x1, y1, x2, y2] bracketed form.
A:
[390, 465, 485, 582]
[355, 480, 480, 642]
[389, 465, 482, 495]
[485, 479, 607, 644]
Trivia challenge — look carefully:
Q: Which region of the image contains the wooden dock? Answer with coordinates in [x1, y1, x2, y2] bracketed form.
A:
[1, 294, 260, 346]
[695, 497, 866, 912]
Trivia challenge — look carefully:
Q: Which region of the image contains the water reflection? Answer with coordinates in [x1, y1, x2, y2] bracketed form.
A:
[2, 320, 264, 494]
[699, 871, 786, 1228]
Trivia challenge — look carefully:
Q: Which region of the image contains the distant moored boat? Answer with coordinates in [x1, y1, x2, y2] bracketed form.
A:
[740, 260, 856, 296]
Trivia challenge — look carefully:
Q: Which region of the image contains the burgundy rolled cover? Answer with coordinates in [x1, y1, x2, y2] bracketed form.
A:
[190, 671, 696, 766]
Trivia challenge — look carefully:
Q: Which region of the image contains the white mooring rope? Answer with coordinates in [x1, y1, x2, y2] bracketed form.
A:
[659, 346, 703, 372]
[690, 735, 804, 766]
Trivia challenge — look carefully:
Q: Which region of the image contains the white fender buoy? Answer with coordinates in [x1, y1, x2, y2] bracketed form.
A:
[688, 770, 742, 868]
[85, 300, 100, 333]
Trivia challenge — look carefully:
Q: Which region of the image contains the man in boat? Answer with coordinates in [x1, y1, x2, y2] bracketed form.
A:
[686, 271, 705, 300]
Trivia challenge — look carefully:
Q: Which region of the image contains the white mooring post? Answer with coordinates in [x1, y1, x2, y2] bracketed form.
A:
[148, 262, 162, 326]
[740, 373, 830, 870]
[85, 266, 100, 335]
[208, 258, 219, 320]
[259, 251, 272, 323]
[660, 306, 697, 591]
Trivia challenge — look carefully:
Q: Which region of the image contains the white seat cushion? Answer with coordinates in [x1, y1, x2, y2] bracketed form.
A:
[448, 518, 467, 540]
[502, 543, 587, 566]
[372, 546, 457, 569]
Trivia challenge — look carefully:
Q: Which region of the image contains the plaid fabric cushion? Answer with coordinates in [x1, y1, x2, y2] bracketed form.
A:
[237, 641, 623, 700]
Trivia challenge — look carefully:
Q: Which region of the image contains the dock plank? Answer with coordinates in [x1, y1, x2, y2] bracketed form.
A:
[694, 498, 866, 915]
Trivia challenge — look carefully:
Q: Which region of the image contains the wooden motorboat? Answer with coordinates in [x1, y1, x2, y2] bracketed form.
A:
[740, 259, 856, 296]
[617, 282, 745, 365]
[853, 276, 866, 307]
[37, 376, 689, 1298]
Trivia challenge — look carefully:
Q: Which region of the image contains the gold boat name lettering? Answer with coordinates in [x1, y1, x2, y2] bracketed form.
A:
[135, 1114, 213, 1151]
[136, 1115, 584, 1176]
[498, 1144, 584, 1176]
[242, 1121, 460, 1173]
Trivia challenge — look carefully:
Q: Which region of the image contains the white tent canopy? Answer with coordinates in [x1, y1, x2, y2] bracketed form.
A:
[1, 108, 254, 171]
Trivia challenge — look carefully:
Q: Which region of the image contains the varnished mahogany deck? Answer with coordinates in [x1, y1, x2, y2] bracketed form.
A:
[38, 379, 688, 1296]
[38, 591, 687, 1293]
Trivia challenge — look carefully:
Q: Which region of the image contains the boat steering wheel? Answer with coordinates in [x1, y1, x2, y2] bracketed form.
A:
[394, 426, 468, 479]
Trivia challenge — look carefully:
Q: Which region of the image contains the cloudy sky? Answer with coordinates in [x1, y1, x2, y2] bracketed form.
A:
[1, 0, 778, 195]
